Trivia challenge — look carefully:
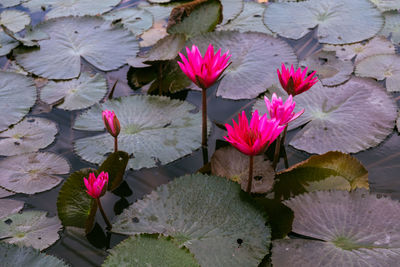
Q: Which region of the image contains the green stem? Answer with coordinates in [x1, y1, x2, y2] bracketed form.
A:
[281, 126, 289, 168]
[201, 89, 208, 163]
[114, 137, 118, 153]
[272, 134, 281, 170]
[96, 198, 112, 230]
[246, 155, 254, 193]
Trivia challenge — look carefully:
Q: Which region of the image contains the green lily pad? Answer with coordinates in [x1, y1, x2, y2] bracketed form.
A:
[299, 51, 353, 86]
[0, 152, 69, 195]
[0, 0, 22, 8]
[97, 151, 129, 191]
[144, 33, 186, 62]
[380, 11, 400, 45]
[188, 31, 297, 99]
[355, 54, 400, 92]
[40, 72, 108, 110]
[0, 117, 58, 156]
[0, 243, 69, 267]
[272, 190, 400, 266]
[0, 188, 14, 198]
[211, 146, 275, 194]
[112, 174, 270, 267]
[103, 234, 199, 267]
[15, 16, 139, 79]
[103, 7, 153, 36]
[0, 199, 23, 219]
[0, 31, 19, 56]
[73, 95, 205, 170]
[264, 0, 383, 44]
[274, 151, 368, 201]
[0, 10, 30, 33]
[0, 210, 62, 250]
[369, 0, 400, 11]
[220, 0, 243, 25]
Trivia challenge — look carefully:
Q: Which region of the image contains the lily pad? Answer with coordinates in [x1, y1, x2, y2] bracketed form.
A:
[112, 174, 270, 267]
[0, 188, 14, 198]
[220, 0, 243, 25]
[299, 51, 353, 86]
[369, 0, 400, 11]
[15, 16, 139, 79]
[143, 33, 186, 62]
[211, 146, 275, 194]
[0, 0, 22, 8]
[40, 72, 108, 110]
[0, 210, 62, 250]
[0, 152, 69, 195]
[103, 7, 153, 36]
[272, 190, 400, 266]
[188, 31, 297, 99]
[103, 235, 199, 267]
[0, 10, 30, 33]
[380, 11, 400, 45]
[264, 0, 383, 44]
[0, 31, 19, 56]
[355, 54, 400, 92]
[0, 199, 23, 219]
[97, 151, 129, 191]
[0, 117, 58, 156]
[73, 95, 205, 170]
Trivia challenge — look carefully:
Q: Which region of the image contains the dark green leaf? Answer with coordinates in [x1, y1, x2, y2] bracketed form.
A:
[98, 151, 129, 191]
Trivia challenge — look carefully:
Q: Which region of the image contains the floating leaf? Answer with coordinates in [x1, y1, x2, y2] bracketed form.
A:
[40, 72, 108, 110]
[103, 234, 199, 267]
[0, 10, 30, 33]
[0, 0, 22, 8]
[97, 151, 129, 191]
[264, 0, 383, 44]
[0, 188, 14, 198]
[0, 152, 69, 194]
[211, 146, 275, 194]
[188, 31, 297, 99]
[144, 34, 186, 62]
[369, 0, 400, 11]
[0, 199, 23, 219]
[380, 11, 400, 45]
[15, 16, 139, 79]
[220, 0, 243, 24]
[272, 190, 400, 266]
[0, 31, 19, 56]
[73, 95, 205, 170]
[103, 7, 153, 36]
[355, 54, 400, 92]
[112, 174, 270, 267]
[0, 117, 57, 156]
[0, 210, 62, 250]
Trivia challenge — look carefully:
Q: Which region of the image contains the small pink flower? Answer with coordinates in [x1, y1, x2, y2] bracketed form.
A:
[277, 64, 318, 96]
[83, 171, 109, 199]
[264, 93, 304, 126]
[102, 110, 121, 137]
[178, 44, 231, 89]
[224, 110, 284, 156]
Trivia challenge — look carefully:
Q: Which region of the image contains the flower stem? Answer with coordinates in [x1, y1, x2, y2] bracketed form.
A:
[281, 126, 289, 168]
[201, 88, 208, 163]
[114, 137, 118, 153]
[272, 134, 281, 170]
[246, 155, 254, 193]
[96, 198, 112, 230]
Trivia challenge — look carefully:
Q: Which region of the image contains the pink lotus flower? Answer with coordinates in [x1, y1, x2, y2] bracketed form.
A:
[83, 171, 109, 199]
[264, 93, 304, 126]
[224, 110, 284, 156]
[277, 64, 318, 96]
[178, 44, 231, 89]
[102, 110, 120, 138]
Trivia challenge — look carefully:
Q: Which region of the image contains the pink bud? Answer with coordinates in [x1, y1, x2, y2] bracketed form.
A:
[102, 110, 121, 137]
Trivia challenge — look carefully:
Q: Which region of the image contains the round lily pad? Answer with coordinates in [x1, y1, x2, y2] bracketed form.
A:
[103, 7, 153, 36]
[188, 31, 297, 99]
[264, 0, 383, 44]
[355, 54, 400, 92]
[369, 0, 400, 11]
[0, 188, 14, 198]
[0, 31, 19, 56]
[380, 11, 400, 45]
[15, 16, 139, 79]
[0, 152, 69, 194]
[73, 95, 205, 170]
[220, 0, 243, 25]
[40, 72, 108, 110]
[0, 210, 62, 250]
[0, 199, 23, 219]
[0, 117, 58, 156]
[0, 10, 30, 33]
[103, 235, 199, 267]
[0, 0, 22, 8]
[112, 174, 270, 267]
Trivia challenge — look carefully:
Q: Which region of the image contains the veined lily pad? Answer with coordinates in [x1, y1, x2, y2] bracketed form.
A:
[112, 174, 270, 267]
[73, 95, 205, 170]
[0, 117, 58, 156]
[0, 0, 22, 8]
[272, 190, 400, 266]
[0, 10, 30, 33]
[103, 235, 199, 267]
[143, 34, 186, 62]
[188, 31, 297, 99]
[380, 11, 400, 45]
[0, 188, 14, 198]
[369, 0, 400, 11]
[40, 72, 108, 110]
[0, 152, 69, 194]
[15, 16, 139, 79]
[0, 199, 23, 219]
[0, 210, 62, 250]
[220, 0, 243, 25]
[0, 31, 19, 56]
[103, 7, 153, 36]
[264, 0, 383, 44]
[355, 54, 400, 92]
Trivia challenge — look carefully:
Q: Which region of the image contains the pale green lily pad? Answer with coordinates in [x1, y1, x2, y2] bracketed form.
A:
[73, 95, 205, 170]
[355, 54, 400, 92]
[40, 72, 108, 110]
[0, 31, 19, 56]
[211, 146, 275, 194]
[272, 190, 400, 266]
[0, 188, 14, 198]
[0, 243, 69, 267]
[0, 210, 62, 250]
[220, 0, 243, 25]
[144, 33, 186, 62]
[139, 2, 176, 22]
[5, 25, 50, 47]
[0, 10, 30, 33]
[103, 235, 199, 267]
[0, 0, 22, 8]
[188, 31, 297, 99]
[112, 174, 270, 267]
[15, 16, 139, 79]
[380, 11, 400, 45]
[103, 7, 153, 36]
[264, 0, 383, 44]
[217, 2, 272, 35]
[0, 117, 58, 156]
[0, 71, 36, 132]
[0, 199, 23, 219]
[0, 152, 69, 194]
[370, 0, 400, 11]
[299, 51, 353, 86]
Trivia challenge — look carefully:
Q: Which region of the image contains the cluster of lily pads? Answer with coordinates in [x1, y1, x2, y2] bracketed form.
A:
[0, 0, 399, 266]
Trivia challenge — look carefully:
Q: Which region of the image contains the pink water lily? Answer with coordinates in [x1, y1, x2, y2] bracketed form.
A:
[264, 93, 304, 126]
[277, 64, 318, 96]
[83, 171, 109, 199]
[102, 110, 120, 138]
